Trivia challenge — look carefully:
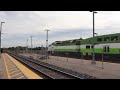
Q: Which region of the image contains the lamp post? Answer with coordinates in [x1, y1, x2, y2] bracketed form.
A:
[90, 11, 97, 64]
[0, 22, 5, 57]
[45, 29, 50, 59]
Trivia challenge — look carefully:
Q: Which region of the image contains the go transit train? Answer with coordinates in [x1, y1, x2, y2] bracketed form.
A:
[48, 33, 120, 62]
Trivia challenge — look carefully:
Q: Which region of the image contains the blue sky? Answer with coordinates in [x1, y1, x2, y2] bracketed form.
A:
[1, 11, 120, 48]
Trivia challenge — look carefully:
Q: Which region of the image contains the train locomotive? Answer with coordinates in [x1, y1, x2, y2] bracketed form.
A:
[48, 33, 120, 63]
[48, 38, 82, 58]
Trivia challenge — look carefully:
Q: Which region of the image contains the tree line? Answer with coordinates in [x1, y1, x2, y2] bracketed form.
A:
[3, 46, 46, 51]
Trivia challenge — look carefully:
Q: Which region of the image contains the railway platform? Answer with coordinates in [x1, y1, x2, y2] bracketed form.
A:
[41, 55, 120, 79]
[0, 53, 42, 79]
[17, 53, 120, 79]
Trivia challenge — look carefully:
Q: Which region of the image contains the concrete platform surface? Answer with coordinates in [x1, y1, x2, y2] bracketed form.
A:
[0, 55, 8, 79]
[19, 53, 120, 79]
[0, 53, 43, 79]
[42, 56, 120, 79]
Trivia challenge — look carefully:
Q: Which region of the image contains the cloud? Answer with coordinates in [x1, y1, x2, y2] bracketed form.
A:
[1, 11, 120, 47]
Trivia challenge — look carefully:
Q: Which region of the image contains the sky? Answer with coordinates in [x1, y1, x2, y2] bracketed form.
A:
[1, 11, 120, 48]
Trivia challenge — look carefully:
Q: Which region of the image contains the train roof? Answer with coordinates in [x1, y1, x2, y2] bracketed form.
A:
[50, 38, 83, 46]
[49, 33, 120, 46]
[80, 33, 120, 45]
[89, 33, 120, 39]
[98, 33, 120, 38]
[52, 38, 82, 43]
[55, 38, 83, 42]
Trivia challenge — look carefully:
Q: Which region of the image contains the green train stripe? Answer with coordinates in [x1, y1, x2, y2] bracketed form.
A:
[54, 48, 120, 54]
[54, 49, 80, 52]
[81, 48, 120, 54]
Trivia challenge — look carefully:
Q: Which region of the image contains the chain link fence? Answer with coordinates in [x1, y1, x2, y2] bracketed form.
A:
[5, 49, 50, 61]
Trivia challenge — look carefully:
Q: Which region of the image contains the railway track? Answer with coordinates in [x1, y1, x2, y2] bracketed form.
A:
[5, 51, 98, 79]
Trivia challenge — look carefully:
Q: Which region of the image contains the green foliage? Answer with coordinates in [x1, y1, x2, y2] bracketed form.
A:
[3, 46, 46, 51]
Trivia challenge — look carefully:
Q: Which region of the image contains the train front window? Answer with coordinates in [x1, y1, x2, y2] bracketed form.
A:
[97, 38, 102, 42]
[72, 40, 76, 43]
[104, 37, 110, 41]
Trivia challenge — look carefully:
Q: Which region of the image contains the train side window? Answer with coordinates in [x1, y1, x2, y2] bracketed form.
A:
[104, 47, 106, 52]
[107, 46, 109, 52]
[86, 45, 90, 49]
[91, 45, 93, 48]
[111, 36, 118, 41]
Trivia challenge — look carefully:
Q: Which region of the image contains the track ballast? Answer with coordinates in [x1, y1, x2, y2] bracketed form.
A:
[5, 51, 98, 79]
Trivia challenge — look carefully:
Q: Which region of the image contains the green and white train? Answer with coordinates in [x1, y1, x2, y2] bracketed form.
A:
[48, 38, 82, 58]
[48, 33, 120, 62]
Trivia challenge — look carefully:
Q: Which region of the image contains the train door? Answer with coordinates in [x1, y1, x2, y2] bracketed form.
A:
[103, 45, 109, 53]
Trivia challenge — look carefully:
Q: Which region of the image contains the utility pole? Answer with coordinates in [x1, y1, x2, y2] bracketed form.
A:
[26, 39, 28, 54]
[30, 36, 33, 58]
[45, 29, 50, 59]
[90, 11, 97, 65]
[41, 45, 43, 59]
[0, 22, 5, 58]
[26, 39, 28, 49]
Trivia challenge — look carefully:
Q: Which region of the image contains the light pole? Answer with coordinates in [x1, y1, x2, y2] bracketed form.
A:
[90, 11, 97, 64]
[30, 36, 33, 58]
[41, 45, 43, 59]
[26, 39, 28, 54]
[45, 29, 50, 59]
[0, 22, 5, 57]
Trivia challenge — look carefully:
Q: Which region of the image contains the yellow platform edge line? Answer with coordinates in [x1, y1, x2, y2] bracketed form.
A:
[2, 54, 11, 79]
[5, 53, 29, 79]
[5, 53, 43, 79]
